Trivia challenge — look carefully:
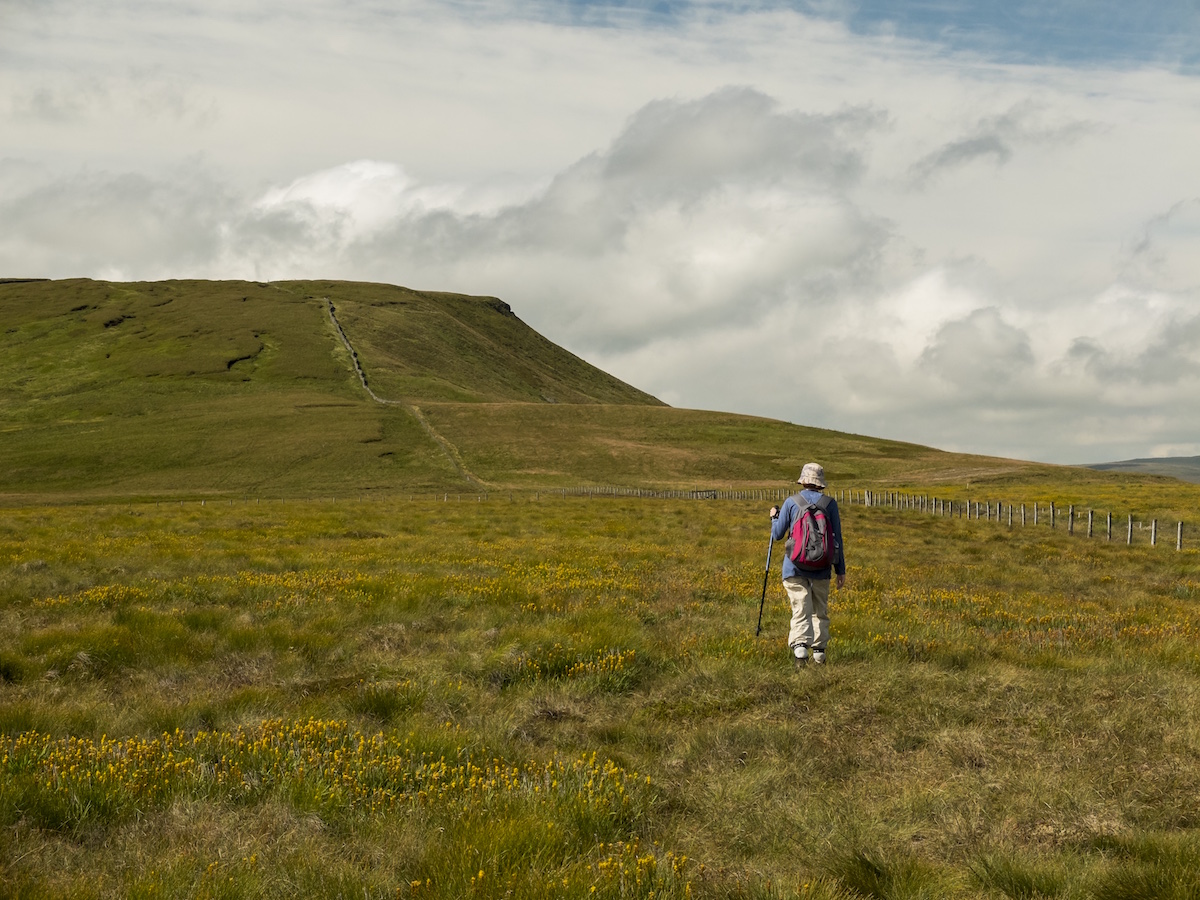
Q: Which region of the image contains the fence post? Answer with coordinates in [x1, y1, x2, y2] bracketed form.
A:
[1127, 513, 1133, 546]
[1107, 511, 1112, 541]
[1087, 509, 1093, 539]
[1034, 504, 1039, 526]
[1021, 504, 1026, 526]
[1051, 502, 1056, 529]
[1178, 522, 1183, 552]
[1152, 519, 1157, 546]
[1068, 505, 1074, 535]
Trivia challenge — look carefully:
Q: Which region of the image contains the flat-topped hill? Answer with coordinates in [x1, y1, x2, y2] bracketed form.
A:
[0, 278, 1168, 501]
[0, 278, 660, 405]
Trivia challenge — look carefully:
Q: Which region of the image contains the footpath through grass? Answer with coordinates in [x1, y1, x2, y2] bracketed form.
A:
[2, 496, 1200, 898]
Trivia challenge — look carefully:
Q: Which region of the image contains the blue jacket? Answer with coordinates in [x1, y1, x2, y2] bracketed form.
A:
[771, 490, 846, 580]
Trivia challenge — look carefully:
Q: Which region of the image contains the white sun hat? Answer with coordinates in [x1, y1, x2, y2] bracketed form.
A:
[797, 462, 826, 488]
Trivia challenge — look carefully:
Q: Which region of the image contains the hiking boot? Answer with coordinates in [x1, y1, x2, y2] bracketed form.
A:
[812, 648, 826, 665]
[792, 645, 809, 669]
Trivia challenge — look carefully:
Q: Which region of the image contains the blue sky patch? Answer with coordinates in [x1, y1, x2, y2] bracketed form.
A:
[552, 0, 1200, 67]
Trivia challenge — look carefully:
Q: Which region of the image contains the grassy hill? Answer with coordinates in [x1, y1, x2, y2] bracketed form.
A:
[0, 277, 1175, 503]
[0, 278, 659, 498]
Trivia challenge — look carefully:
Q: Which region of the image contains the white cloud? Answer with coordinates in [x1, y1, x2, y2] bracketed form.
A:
[254, 161, 415, 243]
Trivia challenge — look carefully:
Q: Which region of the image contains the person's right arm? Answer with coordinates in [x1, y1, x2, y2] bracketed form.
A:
[770, 499, 793, 542]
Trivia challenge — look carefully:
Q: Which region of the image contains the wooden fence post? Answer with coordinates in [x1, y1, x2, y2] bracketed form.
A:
[1087, 509, 1093, 538]
[1051, 502, 1056, 529]
[1152, 519, 1157, 546]
[1021, 504, 1026, 526]
[1178, 521, 1184, 552]
[1034, 504, 1039, 526]
[1068, 505, 1074, 535]
[1107, 511, 1112, 541]
[1127, 513, 1133, 545]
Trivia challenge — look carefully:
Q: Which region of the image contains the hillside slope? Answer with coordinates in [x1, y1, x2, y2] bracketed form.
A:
[0, 278, 662, 497]
[320, 282, 661, 405]
[0, 277, 1133, 500]
[1087, 456, 1200, 484]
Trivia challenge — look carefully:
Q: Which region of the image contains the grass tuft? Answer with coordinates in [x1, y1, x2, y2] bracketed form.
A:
[830, 849, 944, 900]
[971, 854, 1066, 899]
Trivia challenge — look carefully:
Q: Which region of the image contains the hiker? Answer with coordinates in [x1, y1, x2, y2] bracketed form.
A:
[769, 462, 846, 667]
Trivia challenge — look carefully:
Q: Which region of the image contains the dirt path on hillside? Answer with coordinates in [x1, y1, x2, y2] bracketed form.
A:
[325, 299, 487, 487]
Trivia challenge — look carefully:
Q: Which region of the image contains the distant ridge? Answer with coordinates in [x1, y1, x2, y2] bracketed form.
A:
[1086, 456, 1200, 484]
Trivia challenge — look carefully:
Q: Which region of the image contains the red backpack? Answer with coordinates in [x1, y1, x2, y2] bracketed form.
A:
[787, 494, 834, 571]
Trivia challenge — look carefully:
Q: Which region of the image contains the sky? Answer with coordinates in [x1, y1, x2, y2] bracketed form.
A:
[3, 0, 1200, 464]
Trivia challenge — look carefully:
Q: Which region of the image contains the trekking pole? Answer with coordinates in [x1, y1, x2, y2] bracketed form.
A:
[755, 527, 776, 637]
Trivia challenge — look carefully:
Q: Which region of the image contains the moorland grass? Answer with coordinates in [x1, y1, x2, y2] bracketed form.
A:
[7, 278, 1186, 501]
[3, 493, 1200, 897]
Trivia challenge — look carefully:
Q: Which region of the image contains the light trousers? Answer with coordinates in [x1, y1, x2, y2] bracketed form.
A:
[784, 574, 830, 651]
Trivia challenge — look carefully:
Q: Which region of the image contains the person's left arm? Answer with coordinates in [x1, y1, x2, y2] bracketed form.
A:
[829, 498, 847, 588]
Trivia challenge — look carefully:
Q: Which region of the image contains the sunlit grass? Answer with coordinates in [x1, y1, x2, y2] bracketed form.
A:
[3, 494, 1200, 897]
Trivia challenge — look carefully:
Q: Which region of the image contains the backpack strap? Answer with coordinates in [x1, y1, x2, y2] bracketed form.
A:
[790, 492, 831, 513]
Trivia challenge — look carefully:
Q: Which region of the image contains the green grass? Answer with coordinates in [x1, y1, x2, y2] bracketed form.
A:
[3, 492, 1200, 897]
[6, 277, 1185, 501]
[6, 276, 1200, 896]
[0, 278, 663, 499]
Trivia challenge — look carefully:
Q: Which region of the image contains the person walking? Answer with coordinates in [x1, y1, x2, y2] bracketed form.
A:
[769, 462, 846, 667]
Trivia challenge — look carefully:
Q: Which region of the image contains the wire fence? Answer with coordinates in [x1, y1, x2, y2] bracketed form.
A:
[837, 488, 1190, 552]
[528, 486, 1193, 553]
[135, 485, 1193, 552]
